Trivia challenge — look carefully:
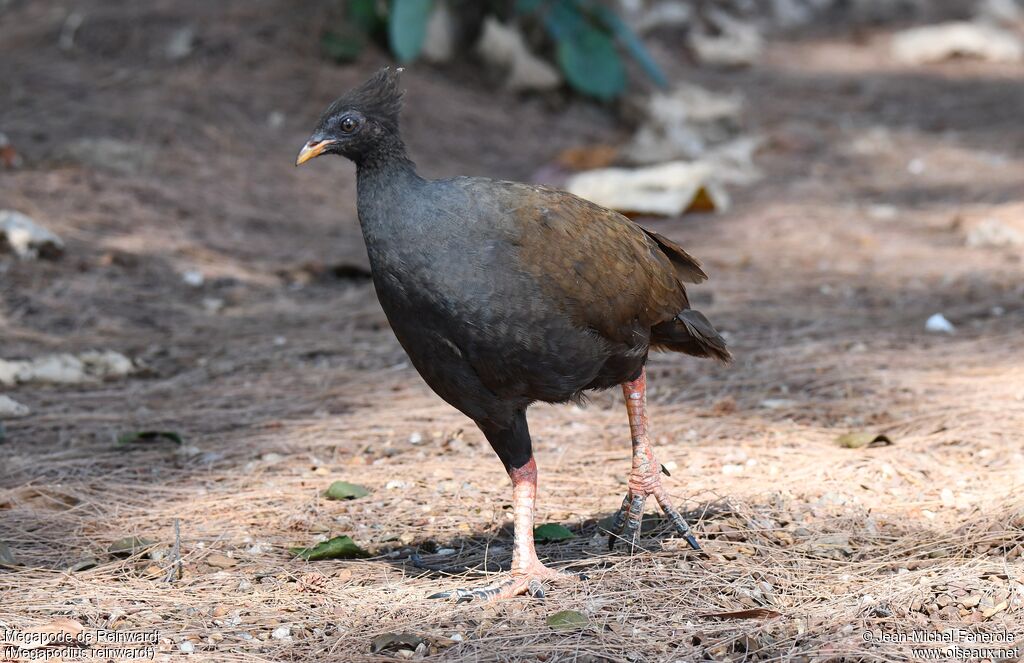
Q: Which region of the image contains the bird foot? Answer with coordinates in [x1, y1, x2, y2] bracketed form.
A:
[428, 562, 581, 602]
[607, 471, 701, 552]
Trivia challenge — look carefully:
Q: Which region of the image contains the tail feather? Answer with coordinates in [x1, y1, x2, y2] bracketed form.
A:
[651, 309, 732, 362]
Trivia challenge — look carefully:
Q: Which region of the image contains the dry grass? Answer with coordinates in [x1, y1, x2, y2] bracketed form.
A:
[3, 1, 1024, 661]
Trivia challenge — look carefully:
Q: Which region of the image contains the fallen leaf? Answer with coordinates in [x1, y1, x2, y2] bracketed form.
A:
[117, 430, 183, 445]
[204, 553, 237, 569]
[370, 632, 424, 654]
[290, 535, 369, 561]
[533, 523, 575, 543]
[0, 542, 20, 566]
[699, 608, 783, 620]
[325, 481, 370, 501]
[108, 536, 156, 558]
[17, 618, 85, 649]
[547, 609, 589, 630]
[556, 145, 619, 171]
[67, 557, 99, 572]
[835, 432, 892, 449]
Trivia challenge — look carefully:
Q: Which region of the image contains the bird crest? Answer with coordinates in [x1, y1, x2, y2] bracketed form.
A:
[322, 67, 405, 131]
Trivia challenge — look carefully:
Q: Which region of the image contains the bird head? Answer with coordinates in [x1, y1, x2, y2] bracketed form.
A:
[296, 67, 405, 166]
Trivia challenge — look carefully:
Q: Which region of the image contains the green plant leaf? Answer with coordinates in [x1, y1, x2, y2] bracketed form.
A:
[515, 0, 545, 14]
[350, 0, 385, 33]
[556, 26, 625, 100]
[117, 430, 183, 445]
[325, 481, 370, 500]
[533, 523, 575, 543]
[321, 30, 366, 63]
[290, 535, 369, 560]
[388, 0, 433, 63]
[593, 5, 668, 88]
[547, 609, 589, 630]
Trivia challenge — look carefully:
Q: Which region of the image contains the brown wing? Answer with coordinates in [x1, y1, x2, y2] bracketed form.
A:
[493, 182, 690, 345]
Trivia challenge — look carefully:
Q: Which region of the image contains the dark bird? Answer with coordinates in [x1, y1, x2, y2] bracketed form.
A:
[296, 69, 730, 600]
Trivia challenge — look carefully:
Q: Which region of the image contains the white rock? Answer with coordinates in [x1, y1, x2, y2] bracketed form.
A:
[476, 17, 561, 92]
[925, 313, 956, 334]
[965, 218, 1024, 248]
[271, 626, 291, 641]
[178, 641, 195, 654]
[565, 161, 728, 217]
[164, 26, 195, 61]
[267, 111, 286, 129]
[0, 395, 30, 418]
[182, 270, 205, 287]
[2, 350, 135, 385]
[0, 210, 64, 259]
[892, 21, 1024, 64]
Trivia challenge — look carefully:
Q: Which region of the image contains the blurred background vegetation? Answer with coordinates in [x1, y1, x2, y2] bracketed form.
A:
[319, 0, 668, 100]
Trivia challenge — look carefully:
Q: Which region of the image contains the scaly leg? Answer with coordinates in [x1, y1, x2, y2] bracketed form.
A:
[607, 367, 701, 552]
[429, 457, 570, 601]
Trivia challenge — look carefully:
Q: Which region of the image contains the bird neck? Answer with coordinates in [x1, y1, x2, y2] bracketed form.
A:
[355, 133, 417, 179]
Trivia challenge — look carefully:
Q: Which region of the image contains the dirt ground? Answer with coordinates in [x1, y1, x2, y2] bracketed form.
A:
[2, 1, 1023, 661]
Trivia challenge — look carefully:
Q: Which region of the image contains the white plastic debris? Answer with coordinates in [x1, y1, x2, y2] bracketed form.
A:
[892, 21, 1024, 64]
[0, 210, 64, 259]
[476, 17, 561, 92]
[925, 313, 956, 334]
[0, 395, 30, 418]
[565, 161, 728, 217]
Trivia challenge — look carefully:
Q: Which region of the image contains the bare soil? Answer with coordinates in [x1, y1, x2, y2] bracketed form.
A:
[1, 1, 1022, 662]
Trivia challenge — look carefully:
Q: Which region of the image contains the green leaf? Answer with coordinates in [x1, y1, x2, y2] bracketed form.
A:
[108, 536, 156, 558]
[117, 430, 183, 445]
[533, 523, 575, 543]
[388, 0, 433, 63]
[593, 5, 668, 88]
[835, 432, 892, 449]
[321, 30, 366, 63]
[325, 481, 370, 501]
[290, 535, 369, 561]
[515, 0, 545, 14]
[350, 0, 385, 33]
[547, 609, 589, 630]
[556, 26, 625, 100]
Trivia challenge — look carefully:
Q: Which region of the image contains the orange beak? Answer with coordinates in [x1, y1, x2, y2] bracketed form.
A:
[295, 139, 336, 166]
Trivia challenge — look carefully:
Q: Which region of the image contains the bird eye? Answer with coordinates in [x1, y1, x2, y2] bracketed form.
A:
[340, 117, 358, 133]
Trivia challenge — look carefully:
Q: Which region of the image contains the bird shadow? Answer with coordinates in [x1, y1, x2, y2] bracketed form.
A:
[374, 500, 736, 583]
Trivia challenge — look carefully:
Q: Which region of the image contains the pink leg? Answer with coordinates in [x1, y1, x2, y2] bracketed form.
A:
[608, 367, 700, 551]
[430, 457, 569, 601]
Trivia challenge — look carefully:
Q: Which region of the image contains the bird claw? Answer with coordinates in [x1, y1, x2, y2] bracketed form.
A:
[427, 567, 583, 602]
[607, 486, 701, 552]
